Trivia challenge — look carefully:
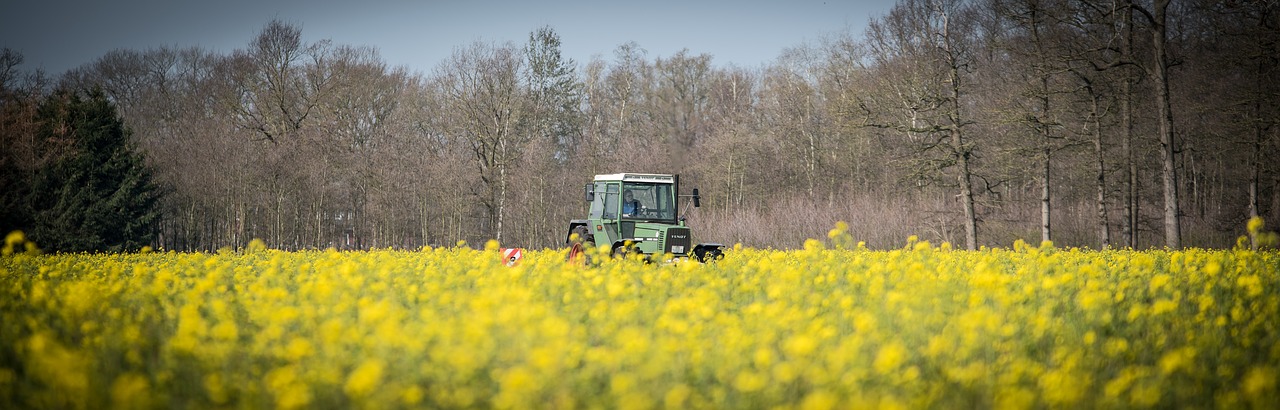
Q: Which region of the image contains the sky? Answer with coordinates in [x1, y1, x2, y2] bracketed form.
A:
[1, 0, 898, 76]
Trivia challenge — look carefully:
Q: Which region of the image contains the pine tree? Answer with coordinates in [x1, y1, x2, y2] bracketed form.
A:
[26, 88, 161, 252]
[524, 26, 583, 161]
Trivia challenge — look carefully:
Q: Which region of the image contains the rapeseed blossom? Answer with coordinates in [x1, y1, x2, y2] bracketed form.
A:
[0, 233, 1277, 408]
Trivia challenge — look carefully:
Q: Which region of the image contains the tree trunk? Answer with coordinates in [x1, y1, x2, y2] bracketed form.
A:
[1039, 77, 1052, 245]
[1030, 6, 1052, 245]
[1121, 1, 1138, 249]
[954, 127, 978, 250]
[1041, 146, 1051, 244]
[1270, 176, 1280, 225]
[497, 161, 507, 243]
[1092, 94, 1111, 248]
[942, 5, 978, 250]
[1250, 55, 1264, 222]
[1152, 0, 1181, 248]
[427, 197, 437, 246]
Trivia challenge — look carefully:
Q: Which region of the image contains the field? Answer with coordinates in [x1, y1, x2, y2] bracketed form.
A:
[1, 230, 1278, 409]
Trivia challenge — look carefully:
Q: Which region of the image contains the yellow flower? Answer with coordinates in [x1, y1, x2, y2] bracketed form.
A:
[800, 389, 839, 410]
[994, 387, 1036, 410]
[1158, 347, 1197, 375]
[283, 338, 313, 361]
[1243, 366, 1276, 398]
[1151, 299, 1178, 316]
[265, 365, 311, 410]
[1247, 216, 1264, 234]
[1149, 274, 1171, 293]
[343, 359, 385, 399]
[3, 236, 1279, 409]
[211, 321, 238, 341]
[1040, 368, 1089, 406]
[110, 373, 152, 410]
[873, 342, 908, 375]
[205, 373, 229, 404]
[733, 370, 768, 392]
[784, 334, 819, 358]
[401, 385, 424, 406]
[664, 384, 692, 408]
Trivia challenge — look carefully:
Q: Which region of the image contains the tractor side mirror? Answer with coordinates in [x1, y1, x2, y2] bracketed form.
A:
[692, 188, 701, 207]
[584, 183, 594, 202]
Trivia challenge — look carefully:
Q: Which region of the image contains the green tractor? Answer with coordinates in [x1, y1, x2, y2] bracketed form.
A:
[565, 173, 725, 263]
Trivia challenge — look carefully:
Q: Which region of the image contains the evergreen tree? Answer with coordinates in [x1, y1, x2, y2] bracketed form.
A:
[524, 26, 583, 161]
[26, 88, 161, 252]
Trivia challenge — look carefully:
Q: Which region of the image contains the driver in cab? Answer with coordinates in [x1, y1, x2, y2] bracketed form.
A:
[622, 189, 641, 216]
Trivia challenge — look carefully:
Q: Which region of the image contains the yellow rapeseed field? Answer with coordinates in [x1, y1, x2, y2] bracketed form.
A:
[1, 228, 1277, 409]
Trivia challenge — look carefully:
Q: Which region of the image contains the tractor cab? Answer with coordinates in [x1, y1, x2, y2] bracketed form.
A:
[567, 173, 724, 262]
[590, 174, 678, 223]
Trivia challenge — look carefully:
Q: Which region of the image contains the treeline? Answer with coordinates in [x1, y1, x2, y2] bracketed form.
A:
[2, 0, 1277, 251]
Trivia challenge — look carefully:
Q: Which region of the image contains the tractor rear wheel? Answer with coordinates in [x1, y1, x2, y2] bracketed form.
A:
[567, 225, 593, 264]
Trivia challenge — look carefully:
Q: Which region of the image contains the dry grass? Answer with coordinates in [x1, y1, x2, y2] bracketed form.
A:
[689, 191, 1244, 250]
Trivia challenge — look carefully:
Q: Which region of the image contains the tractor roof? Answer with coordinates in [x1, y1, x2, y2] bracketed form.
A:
[594, 173, 675, 183]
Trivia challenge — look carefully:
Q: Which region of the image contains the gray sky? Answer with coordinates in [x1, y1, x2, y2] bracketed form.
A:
[1, 0, 896, 76]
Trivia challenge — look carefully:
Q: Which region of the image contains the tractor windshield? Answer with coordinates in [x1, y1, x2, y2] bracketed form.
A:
[620, 182, 676, 222]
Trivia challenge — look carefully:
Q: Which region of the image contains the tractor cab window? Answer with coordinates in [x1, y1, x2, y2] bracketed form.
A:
[589, 182, 609, 219]
[621, 182, 676, 222]
[599, 183, 620, 219]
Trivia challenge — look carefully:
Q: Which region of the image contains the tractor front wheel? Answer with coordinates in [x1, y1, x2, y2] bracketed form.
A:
[693, 246, 725, 263]
[611, 242, 642, 260]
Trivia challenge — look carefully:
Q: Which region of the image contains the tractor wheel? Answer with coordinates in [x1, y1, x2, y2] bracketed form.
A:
[566, 242, 586, 264]
[567, 226, 593, 265]
[694, 246, 725, 263]
[611, 243, 639, 260]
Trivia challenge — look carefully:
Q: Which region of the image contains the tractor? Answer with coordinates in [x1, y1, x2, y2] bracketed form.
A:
[565, 173, 725, 263]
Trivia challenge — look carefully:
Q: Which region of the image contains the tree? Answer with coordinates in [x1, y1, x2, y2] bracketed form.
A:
[1131, 0, 1182, 248]
[0, 49, 40, 235]
[515, 26, 584, 248]
[0, 48, 23, 92]
[1116, 0, 1141, 249]
[699, 66, 760, 208]
[524, 26, 583, 161]
[1199, 0, 1280, 247]
[859, 0, 984, 250]
[230, 19, 333, 144]
[434, 41, 529, 242]
[652, 49, 713, 174]
[312, 45, 405, 248]
[991, 0, 1072, 244]
[597, 42, 654, 167]
[25, 88, 162, 252]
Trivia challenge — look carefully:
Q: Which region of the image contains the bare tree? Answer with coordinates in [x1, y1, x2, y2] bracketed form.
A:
[1204, 0, 1280, 241]
[434, 41, 529, 243]
[228, 20, 334, 144]
[0, 48, 22, 92]
[396, 76, 474, 247]
[761, 51, 825, 200]
[859, 0, 984, 249]
[652, 50, 713, 174]
[699, 66, 760, 208]
[990, 0, 1076, 244]
[1130, 0, 1182, 248]
[307, 45, 405, 248]
[601, 42, 656, 169]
